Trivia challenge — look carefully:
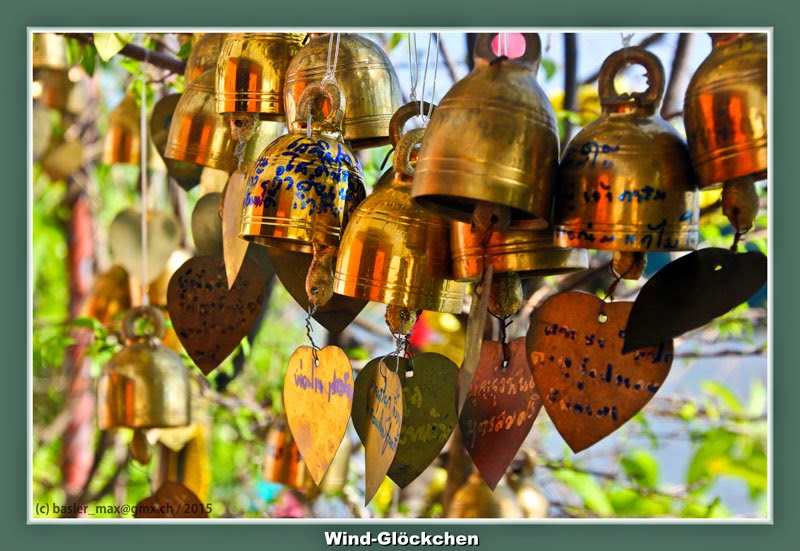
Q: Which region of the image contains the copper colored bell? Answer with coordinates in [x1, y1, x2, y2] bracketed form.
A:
[102, 94, 141, 165]
[184, 33, 226, 85]
[164, 70, 236, 173]
[33, 33, 68, 70]
[412, 33, 559, 225]
[215, 32, 306, 121]
[554, 47, 699, 274]
[451, 219, 588, 282]
[97, 306, 191, 430]
[684, 33, 767, 189]
[239, 79, 366, 254]
[150, 94, 204, 191]
[285, 33, 403, 149]
[334, 102, 467, 314]
[262, 415, 315, 491]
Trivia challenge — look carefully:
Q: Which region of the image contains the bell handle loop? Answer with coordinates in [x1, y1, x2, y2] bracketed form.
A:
[473, 33, 541, 70]
[388, 101, 435, 147]
[394, 127, 426, 178]
[122, 305, 166, 341]
[598, 46, 665, 109]
[296, 80, 345, 133]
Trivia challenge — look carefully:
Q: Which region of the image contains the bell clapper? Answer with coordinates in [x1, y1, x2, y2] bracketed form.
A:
[306, 242, 336, 308]
[385, 304, 420, 339]
[130, 428, 152, 465]
[486, 272, 521, 369]
[722, 176, 760, 251]
[612, 251, 647, 281]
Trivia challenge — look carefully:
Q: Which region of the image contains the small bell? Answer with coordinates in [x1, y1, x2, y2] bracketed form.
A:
[447, 473, 522, 518]
[150, 94, 205, 191]
[32, 34, 72, 112]
[334, 102, 467, 314]
[284, 33, 403, 149]
[684, 33, 767, 232]
[184, 33, 226, 85]
[33, 32, 68, 70]
[97, 306, 191, 430]
[215, 32, 306, 122]
[554, 46, 699, 279]
[164, 69, 236, 173]
[262, 415, 315, 492]
[102, 93, 141, 166]
[412, 33, 559, 225]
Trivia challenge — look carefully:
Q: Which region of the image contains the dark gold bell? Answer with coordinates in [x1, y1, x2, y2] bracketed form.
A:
[102, 93, 141, 166]
[164, 69, 236, 173]
[215, 33, 306, 121]
[554, 46, 699, 278]
[184, 33, 226, 85]
[451, 219, 588, 282]
[97, 306, 191, 430]
[334, 102, 467, 314]
[412, 33, 559, 225]
[284, 33, 403, 149]
[684, 33, 767, 189]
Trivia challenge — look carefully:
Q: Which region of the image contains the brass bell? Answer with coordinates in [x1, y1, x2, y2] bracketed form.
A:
[412, 33, 559, 225]
[215, 33, 306, 121]
[262, 415, 315, 492]
[284, 33, 403, 149]
[97, 306, 191, 430]
[451, 219, 588, 282]
[554, 46, 699, 279]
[447, 473, 522, 518]
[102, 93, 141, 166]
[684, 33, 767, 233]
[184, 33, 226, 85]
[334, 102, 467, 314]
[150, 94, 204, 191]
[164, 69, 236, 173]
[33, 33, 68, 70]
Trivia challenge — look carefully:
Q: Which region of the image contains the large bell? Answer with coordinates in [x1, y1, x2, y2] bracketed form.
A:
[164, 69, 236, 173]
[97, 306, 191, 430]
[554, 46, 699, 277]
[284, 33, 403, 150]
[684, 33, 767, 189]
[215, 32, 306, 122]
[102, 93, 141, 166]
[334, 102, 467, 314]
[184, 33, 226, 85]
[412, 33, 559, 225]
[451, 219, 588, 282]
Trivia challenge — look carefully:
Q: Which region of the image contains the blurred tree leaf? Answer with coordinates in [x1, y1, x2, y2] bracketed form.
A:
[93, 33, 131, 62]
[701, 381, 742, 413]
[621, 449, 659, 489]
[553, 469, 613, 516]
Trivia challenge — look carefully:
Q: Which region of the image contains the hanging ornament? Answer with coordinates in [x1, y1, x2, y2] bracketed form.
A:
[352, 353, 458, 489]
[102, 93, 141, 165]
[81, 265, 132, 324]
[109, 208, 183, 285]
[150, 94, 204, 191]
[554, 46, 699, 281]
[458, 338, 542, 489]
[184, 32, 226, 85]
[32, 33, 73, 112]
[262, 414, 317, 492]
[282, 345, 354, 485]
[526, 292, 673, 453]
[447, 472, 522, 518]
[191, 192, 224, 257]
[166, 255, 266, 375]
[411, 32, 559, 226]
[135, 482, 208, 518]
[40, 139, 84, 182]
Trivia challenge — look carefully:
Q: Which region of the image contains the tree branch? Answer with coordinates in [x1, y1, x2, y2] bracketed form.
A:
[580, 33, 666, 86]
[661, 34, 694, 119]
[60, 33, 186, 75]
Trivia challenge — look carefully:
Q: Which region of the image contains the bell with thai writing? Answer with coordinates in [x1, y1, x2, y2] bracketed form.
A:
[164, 69, 236, 173]
[684, 33, 766, 233]
[102, 93, 141, 165]
[97, 306, 191, 430]
[333, 102, 466, 314]
[262, 415, 315, 492]
[215, 32, 306, 122]
[412, 33, 559, 225]
[554, 46, 699, 279]
[184, 33, 226, 85]
[285, 33, 403, 150]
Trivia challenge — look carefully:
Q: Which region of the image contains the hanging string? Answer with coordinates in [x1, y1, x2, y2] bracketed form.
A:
[139, 50, 150, 307]
[419, 32, 440, 124]
[407, 32, 419, 102]
[621, 32, 635, 49]
[324, 32, 342, 83]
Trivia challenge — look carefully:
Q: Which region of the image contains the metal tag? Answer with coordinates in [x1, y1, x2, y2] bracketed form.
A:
[191, 192, 224, 257]
[167, 255, 265, 375]
[458, 264, 494, 415]
[527, 292, 673, 453]
[352, 353, 458, 489]
[221, 171, 251, 289]
[458, 338, 541, 490]
[134, 481, 208, 518]
[363, 360, 403, 505]
[283, 345, 354, 485]
[109, 208, 183, 284]
[623, 248, 767, 353]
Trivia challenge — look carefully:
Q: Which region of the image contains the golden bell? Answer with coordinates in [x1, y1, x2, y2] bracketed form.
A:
[451, 219, 588, 282]
[334, 102, 466, 314]
[33, 33, 68, 70]
[184, 33, 226, 85]
[102, 94, 141, 166]
[150, 94, 205, 191]
[684, 33, 767, 188]
[412, 33, 559, 225]
[97, 306, 191, 430]
[262, 415, 315, 492]
[215, 32, 306, 121]
[239, 79, 366, 253]
[164, 69, 236, 173]
[285, 33, 403, 149]
[554, 46, 699, 257]
[447, 473, 522, 518]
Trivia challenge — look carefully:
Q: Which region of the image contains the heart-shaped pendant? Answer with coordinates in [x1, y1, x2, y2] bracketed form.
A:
[459, 338, 541, 489]
[283, 345, 354, 485]
[191, 192, 223, 257]
[527, 292, 673, 453]
[167, 255, 265, 375]
[222, 170, 251, 288]
[109, 208, 183, 284]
